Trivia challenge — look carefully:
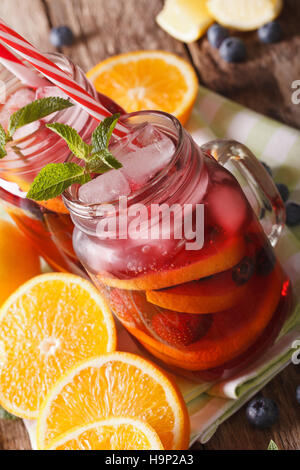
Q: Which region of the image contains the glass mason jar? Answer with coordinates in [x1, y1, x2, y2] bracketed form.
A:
[0, 53, 123, 275]
[63, 111, 293, 381]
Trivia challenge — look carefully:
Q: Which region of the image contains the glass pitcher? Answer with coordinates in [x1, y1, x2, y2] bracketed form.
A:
[63, 111, 292, 380]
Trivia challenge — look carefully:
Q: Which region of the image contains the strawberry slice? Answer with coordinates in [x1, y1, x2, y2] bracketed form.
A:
[151, 311, 212, 348]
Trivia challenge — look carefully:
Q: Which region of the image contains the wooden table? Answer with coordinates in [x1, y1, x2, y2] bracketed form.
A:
[0, 0, 299, 451]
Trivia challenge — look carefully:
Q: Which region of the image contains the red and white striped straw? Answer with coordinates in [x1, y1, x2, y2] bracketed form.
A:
[0, 19, 128, 137]
[0, 42, 48, 88]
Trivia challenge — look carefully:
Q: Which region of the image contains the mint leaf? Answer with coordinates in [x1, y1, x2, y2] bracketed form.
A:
[268, 440, 279, 450]
[27, 162, 90, 201]
[8, 97, 74, 138]
[0, 406, 18, 420]
[92, 113, 120, 151]
[87, 148, 122, 173]
[47, 123, 91, 161]
[0, 124, 7, 159]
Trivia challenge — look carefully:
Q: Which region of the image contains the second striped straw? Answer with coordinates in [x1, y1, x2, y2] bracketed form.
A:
[0, 19, 128, 137]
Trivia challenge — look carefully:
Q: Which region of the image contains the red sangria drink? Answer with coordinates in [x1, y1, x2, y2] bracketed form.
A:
[63, 111, 292, 379]
[0, 54, 122, 274]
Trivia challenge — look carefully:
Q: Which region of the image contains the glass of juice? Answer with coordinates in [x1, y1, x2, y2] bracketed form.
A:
[63, 110, 292, 380]
[0, 53, 123, 275]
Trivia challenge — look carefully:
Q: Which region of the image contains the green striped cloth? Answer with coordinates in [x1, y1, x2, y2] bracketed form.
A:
[4, 85, 300, 447]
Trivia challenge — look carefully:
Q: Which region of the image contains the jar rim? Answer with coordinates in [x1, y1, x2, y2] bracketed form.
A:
[63, 110, 187, 218]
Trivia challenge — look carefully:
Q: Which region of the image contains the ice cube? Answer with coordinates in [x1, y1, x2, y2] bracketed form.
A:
[110, 123, 175, 185]
[35, 85, 68, 100]
[0, 88, 35, 130]
[78, 170, 131, 204]
[208, 183, 249, 233]
[14, 121, 41, 140]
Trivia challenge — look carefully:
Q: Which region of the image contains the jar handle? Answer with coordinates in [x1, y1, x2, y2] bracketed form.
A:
[200, 139, 285, 247]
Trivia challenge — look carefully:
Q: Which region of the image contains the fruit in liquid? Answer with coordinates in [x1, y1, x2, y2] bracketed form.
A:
[72, 124, 291, 377]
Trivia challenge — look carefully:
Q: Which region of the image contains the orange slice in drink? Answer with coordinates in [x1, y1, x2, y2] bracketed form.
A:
[146, 267, 249, 314]
[97, 235, 246, 291]
[4, 174, 69, 214]
[126, 264, 284, 370]
[37, 352, 190, 450]
[87, 51, 198, 125]
[0, 273, 116, 419]
[48, 417, 164, 450]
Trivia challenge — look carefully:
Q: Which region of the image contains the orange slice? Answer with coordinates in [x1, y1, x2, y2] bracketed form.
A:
[37, 352, 190, 450]
[126, 265, 283, 370]
[0, 219, 41, 306]
[146, 268, 249, 314]
[47, 417, 164, 450]
[96, 235, 246, 291]
[0, 273, 116, 419]
[87, 51, 198, 125]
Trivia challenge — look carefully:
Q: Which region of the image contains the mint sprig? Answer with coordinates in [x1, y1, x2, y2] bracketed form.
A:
[27, 113, 122, 201]
[27, 162, 90, 201]
[267, 440, 279, 450]
[0, 124, 7, 159]
[47, 123, 92, 161]
[0, 96, 74, 160]
[7, 97, 74, 138]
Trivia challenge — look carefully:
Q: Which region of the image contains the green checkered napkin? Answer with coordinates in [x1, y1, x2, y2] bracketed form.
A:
[2, 85, 300, 447]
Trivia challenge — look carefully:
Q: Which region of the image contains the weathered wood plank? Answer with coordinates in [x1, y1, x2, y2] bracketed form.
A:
[187, 0, 300, 129]
[0, 419, 31, 450]
[0, 0, 55, 52]
[44, 0, 188, 72]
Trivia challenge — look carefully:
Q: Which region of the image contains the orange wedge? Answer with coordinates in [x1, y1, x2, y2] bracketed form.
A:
[87, 51, 198, 125]
[96, 235, 246, 291]
[37, 352, 190, 450]
[0, 273, 116, 419]
[146, 268, 249, 314]
[47, 417, 164, 450]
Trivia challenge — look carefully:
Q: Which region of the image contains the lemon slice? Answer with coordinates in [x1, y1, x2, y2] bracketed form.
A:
[207, 0, 283, 31]
[156, 0, 214, 43]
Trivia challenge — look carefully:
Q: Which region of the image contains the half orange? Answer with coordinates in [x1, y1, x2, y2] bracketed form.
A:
[87, 51, 198, 125]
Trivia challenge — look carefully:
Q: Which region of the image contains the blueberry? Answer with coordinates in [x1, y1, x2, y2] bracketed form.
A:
[258, 21, 283, 44]
[296, 386, 300, 404]
[219, 37, 247, 63]
[50, 26, 75, 47]
[232, 256, 255, 285]
[286, 202, 300, 227]
[276, 183, 290, 203]
[256, 245, 276, 276]
[246, 397, 279, 429]
[207, 24, 229, 48]
[260, 161, 273, 177]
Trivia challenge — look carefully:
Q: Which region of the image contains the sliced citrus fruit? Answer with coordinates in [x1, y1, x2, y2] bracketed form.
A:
[126, 265, 283, 370]
[37, 352, 190, 450]
[206, 0, 283, 31]
[47, 417, 164, 450]
[156, 0, 214, 43]
[4, 174, 69, 214]
[96, 235, 246, 290]
[0, 219, 41, 306]
[0, 273, 116, 419]
[146, 267, 249, 314]
[87, 51, 198, 125]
